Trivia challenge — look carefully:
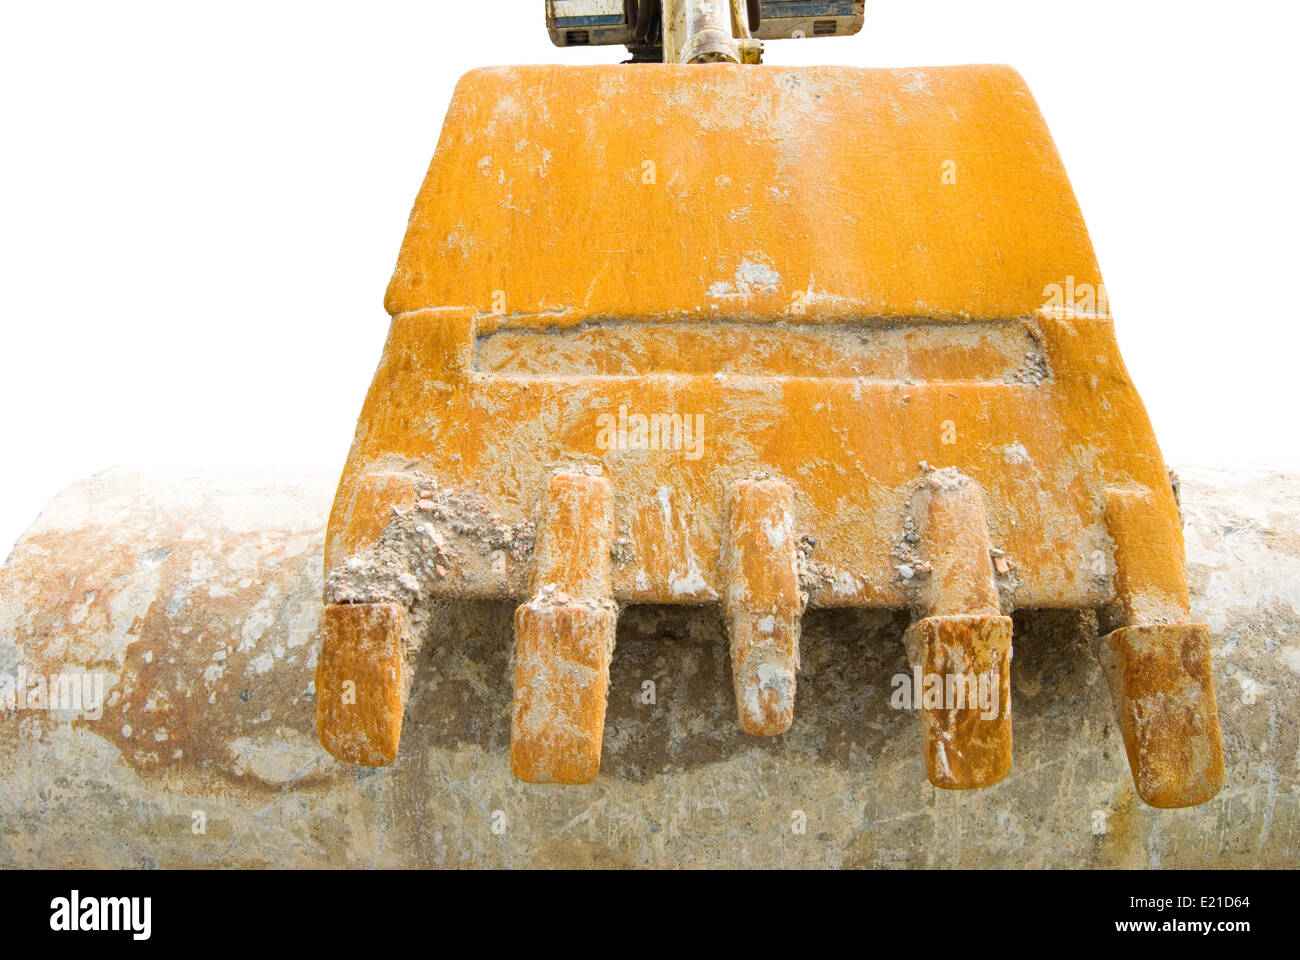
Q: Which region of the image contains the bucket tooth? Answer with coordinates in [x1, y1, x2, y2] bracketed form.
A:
[904, 476, 1013, 789]
[904, 614, 1013, 790]
[722, 479, 804, 736]
[512, 600, 617, 784]
[510, 472, 617, 784]
[1098, 489, 1224, 808]
[315, 602, 415, 766]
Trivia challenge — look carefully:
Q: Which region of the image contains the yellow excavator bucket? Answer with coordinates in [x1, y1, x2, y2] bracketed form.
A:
[315, 62, 1224, 807]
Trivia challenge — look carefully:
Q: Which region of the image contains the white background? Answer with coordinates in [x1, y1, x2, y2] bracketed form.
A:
[2, 1, 1297, 555]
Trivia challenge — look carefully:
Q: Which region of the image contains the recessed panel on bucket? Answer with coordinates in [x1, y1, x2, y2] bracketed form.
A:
[474, 318, 1047, 382]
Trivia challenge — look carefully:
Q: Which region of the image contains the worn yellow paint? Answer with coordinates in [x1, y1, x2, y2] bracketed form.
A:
[314, 63, 1222, 804]
[328, 64, 1167, 614]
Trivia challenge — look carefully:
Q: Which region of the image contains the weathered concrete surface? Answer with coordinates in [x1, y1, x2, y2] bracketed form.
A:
[0, 466, 1296, 868]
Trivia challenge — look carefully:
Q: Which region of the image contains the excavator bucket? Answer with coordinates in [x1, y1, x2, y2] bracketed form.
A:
[315, 62, 1224, 807]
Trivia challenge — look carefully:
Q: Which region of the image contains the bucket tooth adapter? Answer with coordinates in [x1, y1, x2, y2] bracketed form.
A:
[723, 478, 805, 736]
[510, 470, 619, 783]
[316, 0, 1224, 806]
